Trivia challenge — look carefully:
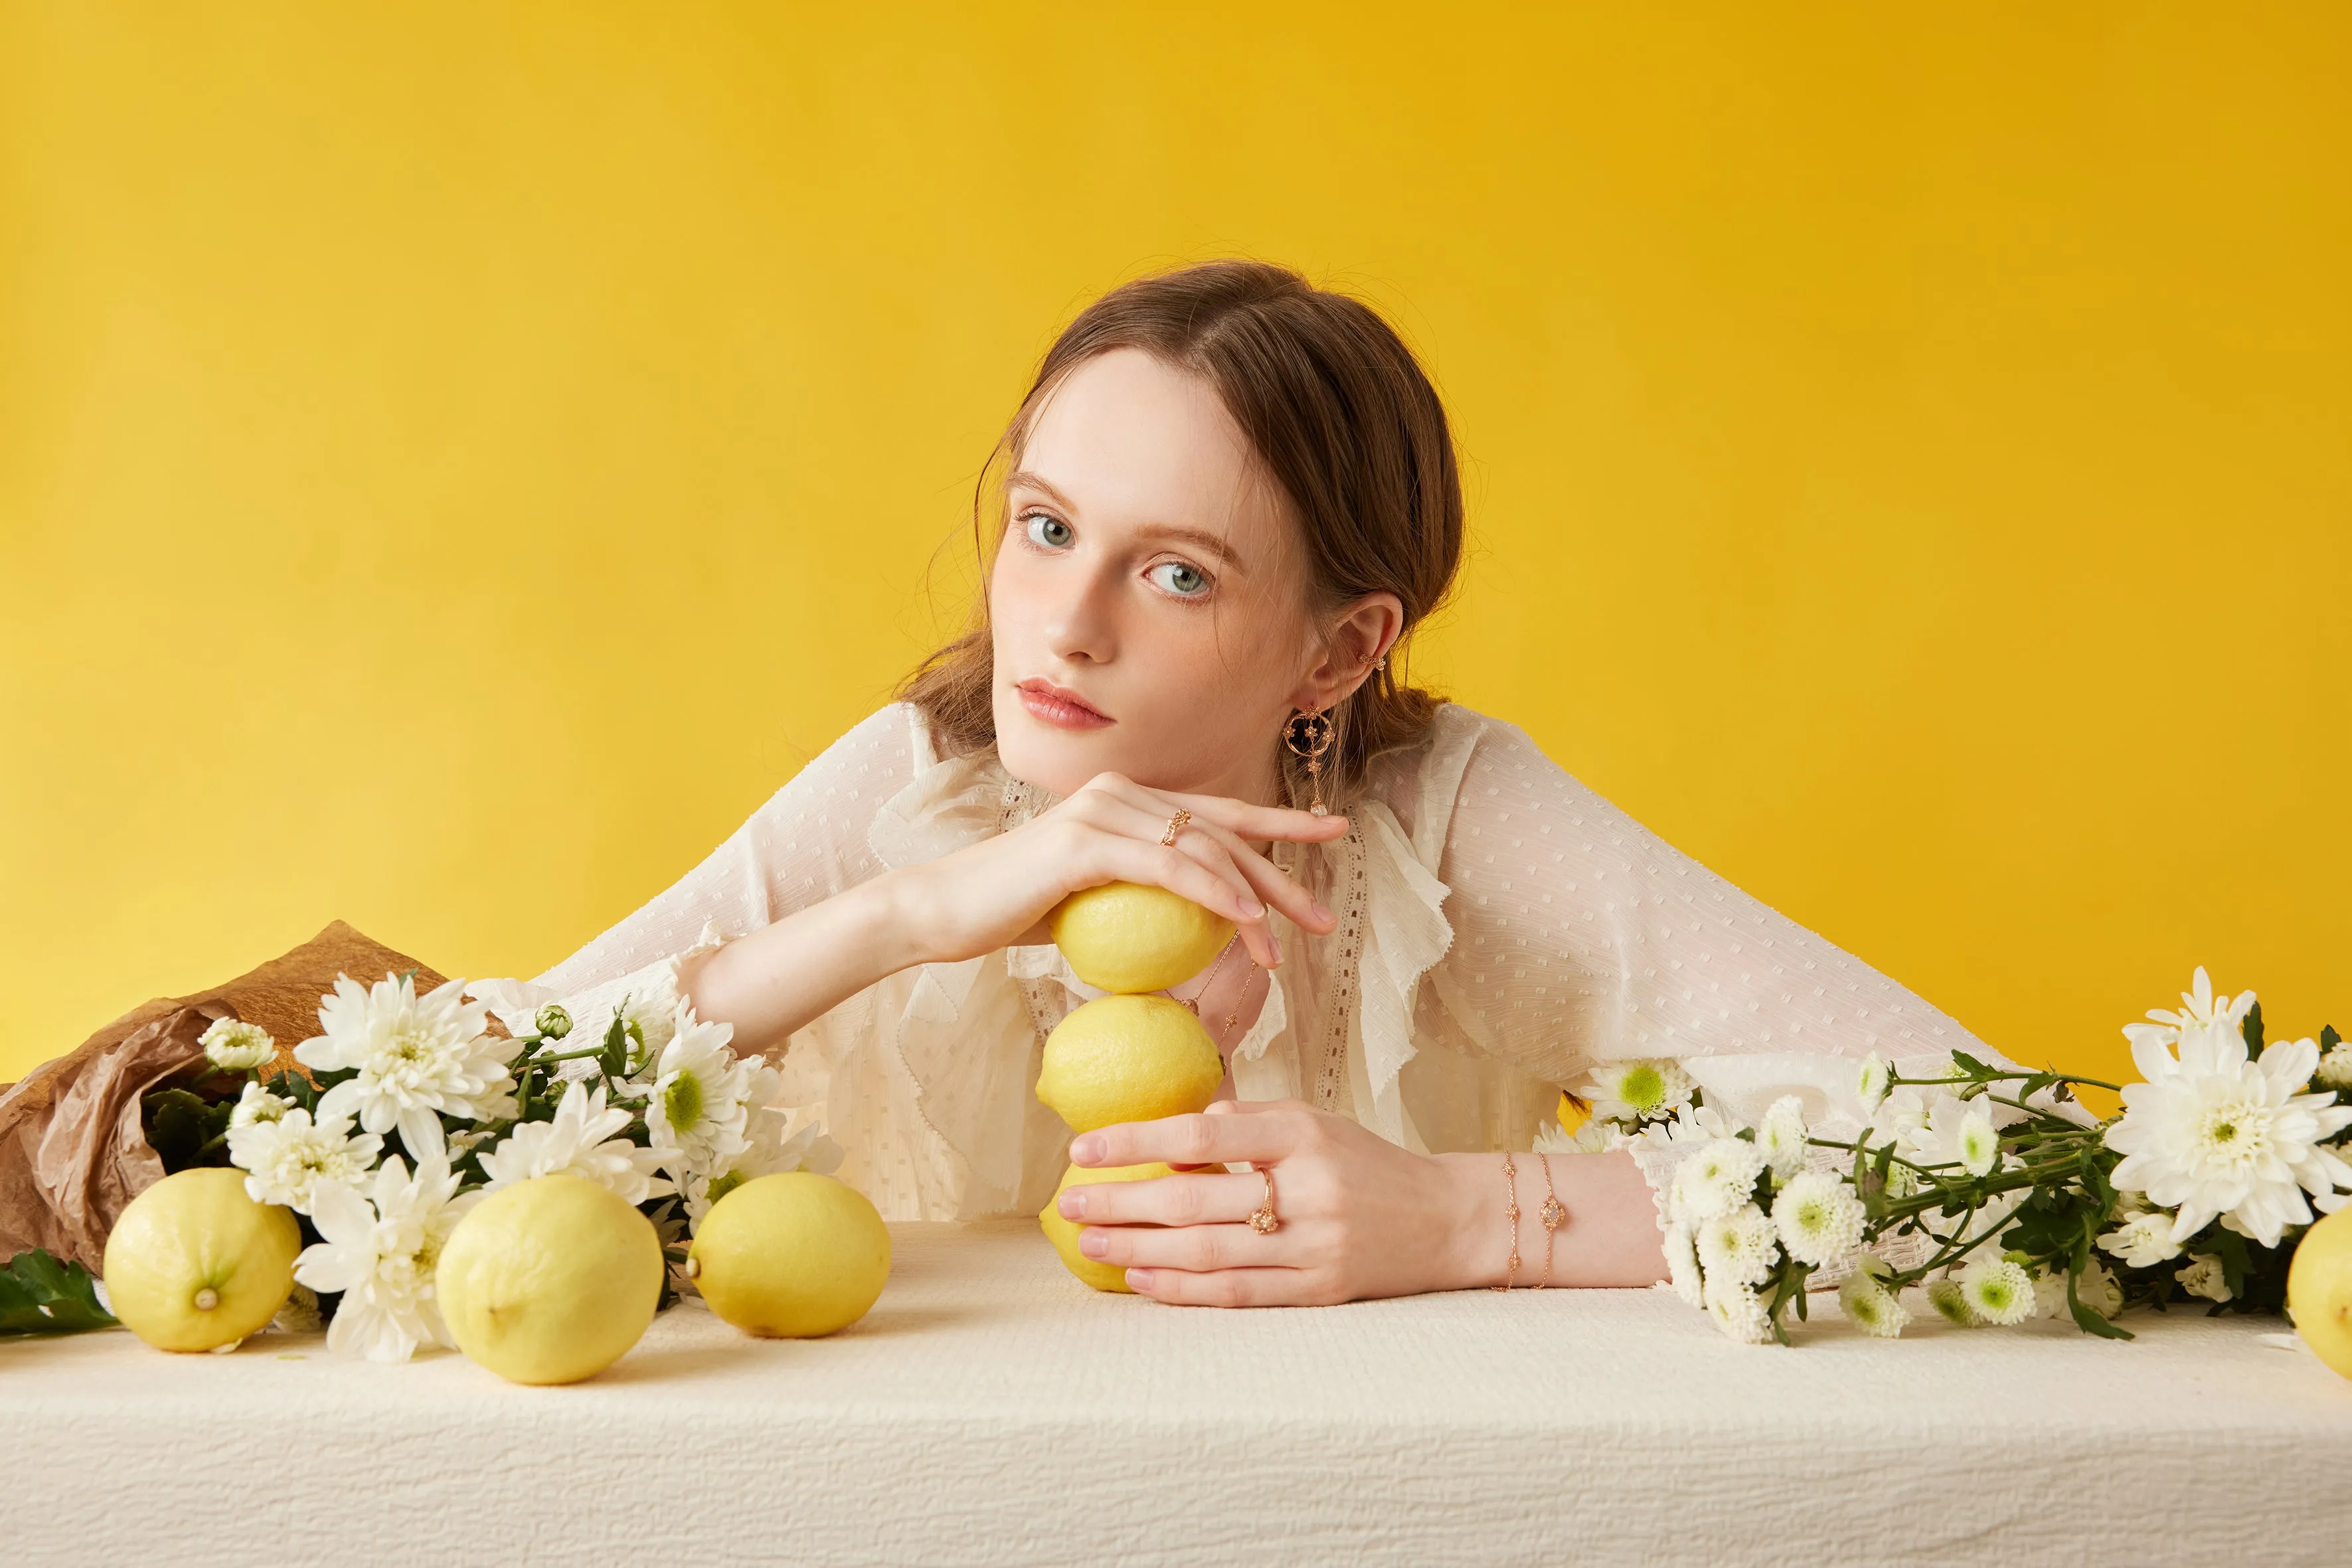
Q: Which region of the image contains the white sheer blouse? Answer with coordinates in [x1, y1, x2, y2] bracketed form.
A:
[531, 703, 1991, 1223]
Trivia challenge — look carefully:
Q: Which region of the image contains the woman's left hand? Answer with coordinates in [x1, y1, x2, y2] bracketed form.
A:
[1056, 1098, 1487, 1306]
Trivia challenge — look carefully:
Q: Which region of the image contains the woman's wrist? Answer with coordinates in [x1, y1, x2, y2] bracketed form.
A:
[1428, 1148, 1669, 1292]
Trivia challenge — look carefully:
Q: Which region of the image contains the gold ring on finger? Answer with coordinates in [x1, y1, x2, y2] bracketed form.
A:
[1160, 808, 1192, 848]
[1247, 1164, 1280, 1234]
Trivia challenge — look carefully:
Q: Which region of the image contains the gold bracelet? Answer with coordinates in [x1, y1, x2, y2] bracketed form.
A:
[1531, 1153, 1565, 1289]
[1491, 1150, 1522, 1291]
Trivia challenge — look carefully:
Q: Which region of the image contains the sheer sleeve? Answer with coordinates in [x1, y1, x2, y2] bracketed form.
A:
[1414, 709, 1991, 1090]
[523, 705, 923, 1044]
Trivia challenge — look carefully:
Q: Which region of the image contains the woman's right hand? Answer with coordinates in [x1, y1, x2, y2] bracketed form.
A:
[886, 771, 1348, 971]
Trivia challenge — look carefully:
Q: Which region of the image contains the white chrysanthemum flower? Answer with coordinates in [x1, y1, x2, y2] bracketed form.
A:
[2121, 967, 2254, 1057]
[1773, 1171, 1866, 1268]
[1695, 1203, 1778, 1287]
[1958, 1257, 2035, 1325]
[1856, 1054, 1891, 1115]
[643, 1010, 757, 1179]
[1925, 1277, 1979, 1327]
[680, 1069, 844, 1225]
[1634, 1104, 1739, 1158]
[1838, 1271, 1909, 1338]
[2104, 1016, 2352, 1247]
[464, 977, 560, 1039]
[1900, 1094, 2003, 1179]
[479, 1080, 674, 1205]
[2096, 1208, 2183, 1268]
[618, 989, 680, 1071]
[200, 1018, 276, 1072]
[292, 1149, 481, 1363]
[1575, 1059, 1695, 1125]
[228, 1106, 382, 1214]
[1671, 1138, 1768, 1223]
[1756, 1096, 1809, 1182]
[2318, 1044, 2352, 1093]
[228, 1080, 293, 1132]
[1703, 1273, 1776, 1345]
[2033, 1259, 2123, 1321]
[2176, 1253, 2232, 1303]
[295, 974, 517, 1158]
[1660, 1221, 1704, 1308]
[1534, 1115, 1624, 1155]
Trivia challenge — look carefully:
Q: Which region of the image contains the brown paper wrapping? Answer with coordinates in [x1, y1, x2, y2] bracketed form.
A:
[0, 921, 448, 1271]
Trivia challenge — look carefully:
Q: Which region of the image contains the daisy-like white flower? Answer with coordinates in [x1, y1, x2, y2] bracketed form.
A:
[1660, 1221, 1704, 1308]
[1838, 1271, 1909, 1338]
[1773, 1171, 1866, 1269]
[1900, 1094, 2002, 1179]
[295, 973, 516, 1158]
[228, 1079, 293, 1132]
[2318, 1042, 2352, 1093]
[2095, 1207, 2183, 1268]
[1633, 1103, 1739, 1158]
[1856, 1055, 1891, 1115]
[2104, 1012, 2352, 1247]
[643, 1010, 757, 1179]
[1958, 1256, 2035, 1325]
[1535, 1117, 1623, 1155]
[2175, 1253, 2232, 1304]
[293, 1150, 481, 1363]
[1756, 1096, 1809, 1182]
[1703, 1273, 1775, 1345]
[1695, 1204, 1778, 1287]
[1670, 1138, 1768, 1224]
[2033, 1259, 2123, 1321]
[1925, 1277, 1979, 1328]
[2122, 967, 2255, 1056]
[680, 1073, 844, 1225]
[200, 1018, 276, 1072]
[228, 1106, 382, 1214]
[464, 977, 560, 1040]
[478, 1080, 674, 1205]
[1575, 1059, 1695, 1125]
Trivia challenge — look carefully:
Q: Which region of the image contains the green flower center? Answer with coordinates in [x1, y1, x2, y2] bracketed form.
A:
[704, 1170, 745, 1208]
[1622, 1064, 1665, 1112]
[664, 1071, 705, 1133]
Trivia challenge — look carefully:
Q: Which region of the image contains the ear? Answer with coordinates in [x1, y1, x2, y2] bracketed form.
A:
[1287, 592, 1404, 712]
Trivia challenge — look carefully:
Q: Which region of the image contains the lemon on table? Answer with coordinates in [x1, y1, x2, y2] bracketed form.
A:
[436, 1174, 663, 1385]
[689, 1172, 890, 1338]
[1036, 994, 1224, 1133]
[2289, 1206, 2352, 1380]
[102, 1167, 300, 1353]
[1049, 882, 1236, 994]
[1039, 1160, 1197, 1293]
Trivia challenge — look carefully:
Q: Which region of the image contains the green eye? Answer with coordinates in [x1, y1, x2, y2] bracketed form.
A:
[1148, 560, 1210, 597]
[1024, 512, 1074, 548]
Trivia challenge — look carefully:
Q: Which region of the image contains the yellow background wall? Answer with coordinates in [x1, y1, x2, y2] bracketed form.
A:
[3, 4, 2345, 1087]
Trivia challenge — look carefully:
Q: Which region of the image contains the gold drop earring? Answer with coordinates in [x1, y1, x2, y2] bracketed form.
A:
[1284, 707, 1336, 817]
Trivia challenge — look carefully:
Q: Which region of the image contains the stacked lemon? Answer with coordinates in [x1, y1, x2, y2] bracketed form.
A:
[1035, 883, 1234, 1292]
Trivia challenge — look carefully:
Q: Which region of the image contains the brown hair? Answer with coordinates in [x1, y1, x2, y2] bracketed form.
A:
[900, 260, 1464, 807]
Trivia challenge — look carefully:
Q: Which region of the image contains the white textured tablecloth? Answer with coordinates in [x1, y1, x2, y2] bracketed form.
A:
[9, 1219, 2351, 1567]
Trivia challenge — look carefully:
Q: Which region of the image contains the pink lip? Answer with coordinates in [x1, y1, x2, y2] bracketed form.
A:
[1015, 678, 1114, 730]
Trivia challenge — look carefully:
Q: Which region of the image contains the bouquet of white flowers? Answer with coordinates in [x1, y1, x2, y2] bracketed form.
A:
[1554, 969, 2351, 1345]
[157, 968, 837, 1363]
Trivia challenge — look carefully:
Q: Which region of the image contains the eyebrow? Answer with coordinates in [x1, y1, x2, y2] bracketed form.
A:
[1005, 469, 1250, 571]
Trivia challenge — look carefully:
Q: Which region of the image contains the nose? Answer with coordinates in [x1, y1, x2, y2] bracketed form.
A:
[1041, 554, 1121, 666]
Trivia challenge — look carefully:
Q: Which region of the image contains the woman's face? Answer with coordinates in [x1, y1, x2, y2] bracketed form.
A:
[988, 348, 1329, 805]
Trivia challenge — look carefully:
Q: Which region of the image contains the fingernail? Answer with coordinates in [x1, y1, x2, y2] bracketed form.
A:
[1080, 1230, 1109, 1258]
[1126, 1269, 1154, 1290]
[1071, 1134, 1104, 1163]
[1240, 898, 1265, 919]
[1311, 901, 1333, 924]
[1058, 1190, 1084, 1219]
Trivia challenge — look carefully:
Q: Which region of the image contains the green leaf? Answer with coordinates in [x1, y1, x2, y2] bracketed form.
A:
[2321, 1024, 2341, 1053]
[0, 1249, 119, 1337]
[598, 1006, 632, 1081]
[2242, 1000, 2265, 1052]
[2065, 1266, 2134, 1340]
[141, 1085, 236, 1173]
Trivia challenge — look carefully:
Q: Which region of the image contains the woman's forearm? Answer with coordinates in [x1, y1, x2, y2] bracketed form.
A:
[1429, 1149, 1668, 1290]
[675, 870, 928, 1058]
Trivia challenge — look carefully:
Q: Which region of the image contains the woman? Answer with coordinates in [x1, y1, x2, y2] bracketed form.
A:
[534, 260, 1990, 1306]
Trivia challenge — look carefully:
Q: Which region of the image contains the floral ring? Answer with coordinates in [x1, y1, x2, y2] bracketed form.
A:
[1159, 808, 1191, 848]
[1247, 1164, 1280, 1234]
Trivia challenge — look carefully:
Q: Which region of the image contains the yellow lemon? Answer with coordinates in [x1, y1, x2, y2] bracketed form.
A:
[1036, 994, 1224, 1133]
[1039, 1160, 1189, 1293]
[2289, 1206, 2352, 1380]
[689, 1172, 890, 1338]
[1049, 882, 1236, 994]
[102, 1167, 300, 1353]
[436, 1174, 663, 1385]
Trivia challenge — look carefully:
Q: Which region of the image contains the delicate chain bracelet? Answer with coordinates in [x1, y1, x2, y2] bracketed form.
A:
[1492, 1150, 1568, 1292]
[1491, 1152, 1522, 1291]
